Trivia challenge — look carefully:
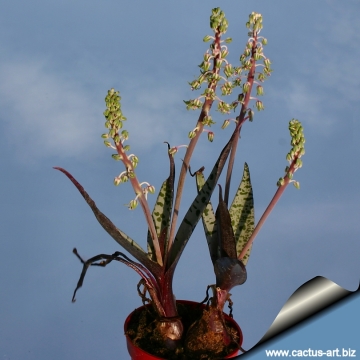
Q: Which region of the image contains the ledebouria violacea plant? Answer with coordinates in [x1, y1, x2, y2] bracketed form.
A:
[54, 8, 305, 356]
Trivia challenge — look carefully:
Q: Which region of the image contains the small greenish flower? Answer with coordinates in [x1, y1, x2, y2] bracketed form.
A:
[255, 100, 265, 111]
[264, 58, 271, 68]
[202, 115, 215, 126]
[224, 64, 233, 78]
[242, 82, 250, 93]
[221, 81, 233, 96]
[220, 48, 229, 58]
[256, 85, 264, 96]
[203, 35, 212, 42]
[189, 80, 201, 90]
[204, 88, 216, 100]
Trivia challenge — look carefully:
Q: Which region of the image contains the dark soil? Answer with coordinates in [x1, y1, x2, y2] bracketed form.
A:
[125, 301, 240, 360]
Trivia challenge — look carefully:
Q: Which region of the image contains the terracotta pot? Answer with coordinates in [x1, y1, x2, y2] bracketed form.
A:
[124, 300, 243, 359]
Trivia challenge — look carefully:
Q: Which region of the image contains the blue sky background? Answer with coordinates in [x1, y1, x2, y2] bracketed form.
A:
[0, 1, 359, 359]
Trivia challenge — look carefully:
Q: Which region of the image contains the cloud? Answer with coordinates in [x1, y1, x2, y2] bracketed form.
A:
[279, 3, 360, 137]
[0, 55, 193, 164]
[120, 82, 190, 151]
[0, 58, 105, 163]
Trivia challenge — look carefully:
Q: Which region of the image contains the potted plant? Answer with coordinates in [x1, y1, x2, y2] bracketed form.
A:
[55, 8, 305, 360]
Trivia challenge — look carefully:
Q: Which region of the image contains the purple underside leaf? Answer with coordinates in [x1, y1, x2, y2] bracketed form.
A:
[53, 167, 162, 278]
[167, 128, 238, 270]
[216, 184, 237, 259]
[214, 257, 247, 291]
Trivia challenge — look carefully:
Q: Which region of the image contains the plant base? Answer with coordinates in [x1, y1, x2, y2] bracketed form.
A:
[125, 300, 242, 360]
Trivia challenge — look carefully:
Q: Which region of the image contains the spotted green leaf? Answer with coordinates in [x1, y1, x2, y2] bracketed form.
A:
[229, 162, 254, 265]
[147, 144, 175, 261]
[195, 170, 219, 264]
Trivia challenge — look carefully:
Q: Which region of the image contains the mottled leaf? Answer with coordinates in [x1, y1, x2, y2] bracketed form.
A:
[229, 162, 254, 265]
[147, 144, 175, 261]
[195, 170, 219, 264]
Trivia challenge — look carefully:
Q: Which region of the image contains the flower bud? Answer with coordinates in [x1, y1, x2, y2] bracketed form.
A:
[127, 170, 136, 179]
[131, 155, 139, 164]
[221, 119, 230, 129]
[168, 147, 178, 155]
[109, 129, 116, 138]
[188, 130, 197, 139]
[207, 131, 214, 142]
[121, 174, 129, 183]
[225, 37, 232, 43]
[114, 135, 121, 145]
[293, 181, 300, 189]
[148, 185, 156, 194]
[261, 38, 268, 45]
[248, 109, 254, 122]
[121, 130, 129, 140]
[295, 158, 303, 169]
[128, 199, 138, 210]
[104, 140, 112, 148]
[277, 178, 285, 187]
[203, 35, 212, 42]
[114, 177, 121, 186]
[238, 93, 245, 103]
[111, 154, 122, 161]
